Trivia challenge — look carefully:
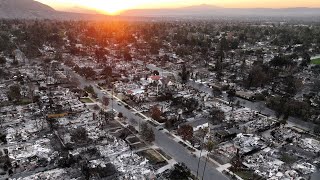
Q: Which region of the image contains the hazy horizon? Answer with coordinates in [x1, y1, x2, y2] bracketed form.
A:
[36, 0, 320, 15]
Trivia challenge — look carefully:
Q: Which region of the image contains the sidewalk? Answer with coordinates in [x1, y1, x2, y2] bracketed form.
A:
[156, 159, 177, 174]
[97, 84, 232, 175]
[91, 95, 178, 175]
[217, 163, 232, 172]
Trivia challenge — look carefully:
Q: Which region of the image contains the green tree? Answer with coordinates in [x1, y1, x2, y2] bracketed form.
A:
[314, 126, 320, 135]
[178, 124, 193, 141]
[168, 163, 192, 180]
[246, 65, 268, 88]
[140, 123, 155, 142]
[12, 58, 19, 66]
[302, 52, 311, 64]
[0, 56, 6, 66]
[151, 106, 162, 122]
[283, 75, 302, 96]
[227, 88, 236, 106]
[71, 127, 88, 143]
[102, 96, 109, 107]
[178, 64, 190, 84]
[84, 85, 97, 99]
[220, 36, 229, 51]
[208, 107, 225, 124]
[312, 78, 320, 92]
[95, 48, 107, 63]
[81, 67, 96, 80]
[123, 49, 132, 61]
[102, 66, 112, 77]
[8, 84, 21, 102]
[84, 85, 95, 94]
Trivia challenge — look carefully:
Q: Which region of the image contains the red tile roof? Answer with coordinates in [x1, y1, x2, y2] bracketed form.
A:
[150, 75, 161, 81]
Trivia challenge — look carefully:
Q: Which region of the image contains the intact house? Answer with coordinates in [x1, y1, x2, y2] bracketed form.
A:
[181, 118, 210, 132]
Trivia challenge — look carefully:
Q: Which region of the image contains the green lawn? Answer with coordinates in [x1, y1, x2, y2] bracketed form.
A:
[311, 58, 320, 65]
[156, 148, 172, 160]
[16, 99, 33, 105]
[234, 170, 258, 180]
[280, 153, 297, 164]
[137, 149, 166, 165]
[80, 98, 94, 103]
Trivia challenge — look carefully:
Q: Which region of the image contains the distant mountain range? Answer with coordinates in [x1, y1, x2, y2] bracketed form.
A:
[122, 4, 320, 17]
[0, 0, 320, 20]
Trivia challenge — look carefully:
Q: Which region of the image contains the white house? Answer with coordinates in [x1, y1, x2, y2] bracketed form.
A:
[184, 118, 210, 132]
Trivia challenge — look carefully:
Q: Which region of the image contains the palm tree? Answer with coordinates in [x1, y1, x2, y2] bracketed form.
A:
[202, 141, 215, 180]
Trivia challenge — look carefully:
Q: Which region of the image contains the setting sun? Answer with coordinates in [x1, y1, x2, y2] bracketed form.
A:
[99, 5, 127, 15]
[35, 0, 175, 15]
[79, 0, 138, 15]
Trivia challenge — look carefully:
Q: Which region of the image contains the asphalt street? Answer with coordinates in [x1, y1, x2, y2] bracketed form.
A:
[62, 64, 228, 180]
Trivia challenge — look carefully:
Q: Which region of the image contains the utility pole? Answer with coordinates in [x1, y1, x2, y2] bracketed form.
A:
[111, 82, 114, 114]
[138, 118, 141, 132]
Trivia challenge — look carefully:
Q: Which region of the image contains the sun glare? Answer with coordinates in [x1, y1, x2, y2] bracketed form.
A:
[78, 0, 140, 15]
[97, 4, 127, 15]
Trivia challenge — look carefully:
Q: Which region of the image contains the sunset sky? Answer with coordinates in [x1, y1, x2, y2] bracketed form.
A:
[36, 0, 320, 15]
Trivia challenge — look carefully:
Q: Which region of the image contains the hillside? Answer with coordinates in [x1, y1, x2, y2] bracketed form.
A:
[0, 0, 108, 20]
[0, 0, 56, 19]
